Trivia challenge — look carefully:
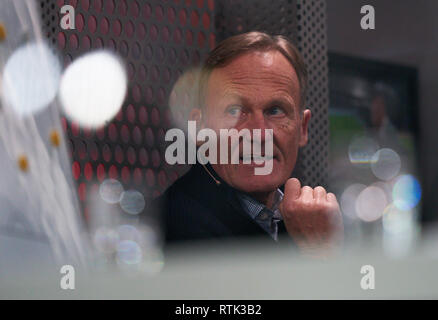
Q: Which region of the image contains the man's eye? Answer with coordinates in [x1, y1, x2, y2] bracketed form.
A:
[226, 106, 242, 117]
[266, 106, 286, 116]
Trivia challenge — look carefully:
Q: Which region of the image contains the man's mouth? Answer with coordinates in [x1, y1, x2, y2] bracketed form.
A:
[239, 154, 276, 162]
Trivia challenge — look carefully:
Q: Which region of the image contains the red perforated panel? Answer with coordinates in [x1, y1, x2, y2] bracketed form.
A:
[40, 0, 215, 218]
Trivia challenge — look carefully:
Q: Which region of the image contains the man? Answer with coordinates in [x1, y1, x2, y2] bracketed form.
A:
[156, 32, 343, 253]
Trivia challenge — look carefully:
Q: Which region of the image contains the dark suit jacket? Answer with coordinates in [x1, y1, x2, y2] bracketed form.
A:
[152, 163, 289, 244]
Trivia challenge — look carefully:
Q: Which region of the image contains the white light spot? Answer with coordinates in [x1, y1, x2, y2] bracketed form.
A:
[59, 50, 127, 128]
[93, 227, 119, 254]
[356, 185, 388, 222]
[340, 183, 367, 219]
[120, 190, 145, 215]
[2, 41, 61, 116]
[348, 136, 379, 166]
[99, 179, 124, 204]
[116, 240, 142, 265]
[371, 148, 401, 181]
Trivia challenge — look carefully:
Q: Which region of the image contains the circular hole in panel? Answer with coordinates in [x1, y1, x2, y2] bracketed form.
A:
[115, 145, 124, 163]
[78, 183, 86, 202]
[97, 164, 106, 181]
[115, 109, 123, 121]
[113, 19, 122, 36]
[108, 123, 118, 141]
[155, 5, 164, 21]
[145, 128, 154, 147]
[130, 1, 140, 18]
[139, 64, 147, 81]
[76, 13, 84, 32]
[144, 45, 153, 59]
[132, 42, 141, 59]
[151, 108, 160, 127]
[173, 28, 182, 44]
[109, 165, 118, 179]
[105, 0, 115, 14]
[81, 36, 91, 50]
[146, 169, 155, 187]
[209, 33, 215, 50]
[161, 26, 170, 42]
[93, 0, 102, 12]
[150, 24, 158, 41]
[127, 63, 135, 80]
[158, 170, 167, 188]
[125, 20, 135, 38]
[102, 144, 112, 162]
[100, 17, 110, 34]
[121, 166, 131, 183]
[197, 31, 205, 47]
[202, 12, 210, 29]
[186, 30, 193, 45]
[142, 3, 152, 19]
[127, 146, 136, 165]
[167, 7, 176, 23]
[88, 141, 99, 160]
[58, 32, 66, 49]
[145, 86, 154, 104]
[179, 9, 187, 26]
[121, 125, 130, 143]
[118, 0, 128, 16]
[133, 168, 143, 185]
[133, 126, 142, 145]
[139, 106, 148, 125]
[84, 162, 93, 181]
[126, 104, 136, 123]
[132, 84, 142, 103]
[72, 161, 81, 180]
[69, 34, 79, 49]
[139, 148, 149, 166]
[137, 22, 146, 39]
[151, 149, 160, 168]
[87, 15, 97, 33]
[119, 41, 129, 57]
[191, 10, 199, 27]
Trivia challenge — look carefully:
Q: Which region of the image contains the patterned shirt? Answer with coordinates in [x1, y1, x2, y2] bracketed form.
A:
[236, 189, 284, 241]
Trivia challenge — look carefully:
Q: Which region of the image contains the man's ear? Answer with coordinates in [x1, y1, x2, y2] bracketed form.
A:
[299, 109, 311, 147]
[189, 107, 203, 128]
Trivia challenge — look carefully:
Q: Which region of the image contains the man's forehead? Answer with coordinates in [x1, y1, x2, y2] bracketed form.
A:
[206, 50, 300, 99]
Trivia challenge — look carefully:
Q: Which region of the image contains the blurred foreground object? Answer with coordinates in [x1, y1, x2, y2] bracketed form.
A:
[0, 0, 89, 267]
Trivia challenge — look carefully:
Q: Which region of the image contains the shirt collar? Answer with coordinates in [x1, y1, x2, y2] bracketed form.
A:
[237, 188, 284, 221]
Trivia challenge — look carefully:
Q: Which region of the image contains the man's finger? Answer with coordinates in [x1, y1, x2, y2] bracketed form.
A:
[327, 192, 337, 203]
[284, 178, 301, 200]
[314, 186, 327, 202]
[301, 186, 314, 201]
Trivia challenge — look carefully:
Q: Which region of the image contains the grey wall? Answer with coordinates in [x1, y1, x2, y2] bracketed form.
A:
[326, 0, 438, 221]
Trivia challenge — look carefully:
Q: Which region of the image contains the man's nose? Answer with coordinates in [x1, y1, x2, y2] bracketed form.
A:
[244, 112, 269, 142]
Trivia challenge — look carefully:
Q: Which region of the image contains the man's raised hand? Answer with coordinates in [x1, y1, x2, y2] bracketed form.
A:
[279, 178, 343, 255]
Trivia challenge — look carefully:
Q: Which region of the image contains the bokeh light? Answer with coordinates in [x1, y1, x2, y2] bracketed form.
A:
[371, 148, 401, 181]
[356, 185, 388, 222]
[117, 224, 142, 243]
[59, 50, 127, 128]
[382, 204, 414, 235]
[93, 226, 119, 254]
[120, 190, 145, 215]
[393, 174, 421, 211]
[99, 179, 124, 204]
[340, 183, 366, 219]
[2, 41, 61, 116]
[116, 240, 143, 265]
[348, 135, 379, 166]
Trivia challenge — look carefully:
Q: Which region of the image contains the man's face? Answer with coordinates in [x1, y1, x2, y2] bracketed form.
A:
[198, 50, 311, 195]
